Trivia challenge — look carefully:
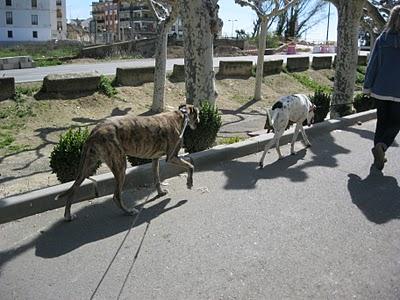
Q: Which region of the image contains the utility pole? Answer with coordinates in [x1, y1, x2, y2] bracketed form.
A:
[326, 2, 331, 44]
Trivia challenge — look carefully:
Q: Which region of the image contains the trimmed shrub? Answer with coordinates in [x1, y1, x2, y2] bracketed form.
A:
[98, 75, 117, 97]
[310, 89, 331, 123]
[127, 156, 152, 167]
[50, 127, 101, 183]
[353, 93, 376, 113]
[183, 101, 222, 153]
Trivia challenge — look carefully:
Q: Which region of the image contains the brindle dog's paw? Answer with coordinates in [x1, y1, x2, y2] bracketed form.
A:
[186, 179, 193, 189]
[64, 214, 77, 222]
[124, 207, 139, 216]
[158, 189, 168, 197]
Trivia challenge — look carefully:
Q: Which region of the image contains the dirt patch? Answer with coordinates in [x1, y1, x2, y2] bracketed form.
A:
[0, 70, 330, 198]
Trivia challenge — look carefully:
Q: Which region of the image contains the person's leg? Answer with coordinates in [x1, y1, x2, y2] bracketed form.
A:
[381, 100, 400, 149]
[372, 99, 390, 170]
[374, 99, 390, 147]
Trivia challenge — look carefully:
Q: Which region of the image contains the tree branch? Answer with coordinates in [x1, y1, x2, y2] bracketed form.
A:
[235, 0, 264, 17]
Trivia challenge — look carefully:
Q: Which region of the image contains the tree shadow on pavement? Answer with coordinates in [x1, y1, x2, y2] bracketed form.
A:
[348, 167, 400, 224]
[0, 107, 134, 188]
[0, 197, 187, 269]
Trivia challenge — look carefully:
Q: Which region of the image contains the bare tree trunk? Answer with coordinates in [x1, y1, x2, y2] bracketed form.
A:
[150, 1, 178, 113]
[254, 17, 268, 101]
[180, 0, 218, 106]
[152, 24, 169, 112]
[330, 0, 365, 118]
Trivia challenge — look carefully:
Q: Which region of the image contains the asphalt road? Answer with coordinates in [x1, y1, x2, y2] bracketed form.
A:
[1, 119, 399, 299]
[1, 53, 338, 83]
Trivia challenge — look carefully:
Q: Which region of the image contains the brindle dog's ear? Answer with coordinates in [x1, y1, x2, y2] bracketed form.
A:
[195, 107, 200, 123]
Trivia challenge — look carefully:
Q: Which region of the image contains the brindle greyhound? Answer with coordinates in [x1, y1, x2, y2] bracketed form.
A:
[56, 104, 200, 221]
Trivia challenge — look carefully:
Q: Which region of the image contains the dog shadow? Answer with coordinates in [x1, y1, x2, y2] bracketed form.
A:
[221, 149, 309, 190]
[0, 196, 187, 268]
[348, 167, 400, 224]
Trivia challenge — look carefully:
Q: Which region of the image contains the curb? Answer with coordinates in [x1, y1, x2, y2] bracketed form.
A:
[0, 110, 376, 224]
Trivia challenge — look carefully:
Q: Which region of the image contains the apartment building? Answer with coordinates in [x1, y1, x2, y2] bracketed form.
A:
[91, 0, 183, 44]
[0, 0, 67, 42]
[91, 0, 119, 44]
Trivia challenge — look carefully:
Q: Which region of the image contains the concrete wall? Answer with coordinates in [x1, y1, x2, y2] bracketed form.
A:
[0, 77, 15, 101]
[263, 59, 283, 76]
[0, 56, 35, 70]
[216, 61, 253, 79]
[81, 38, 156, 59]
[286, 57, 310, 72]
[116, 67, 155, 86]
[311, 56, 333, 70]
[358, 55, 368, 66]
[42, 72, 101, 93]
[169, 64, 185, 82]
[214, 39, 249, 50]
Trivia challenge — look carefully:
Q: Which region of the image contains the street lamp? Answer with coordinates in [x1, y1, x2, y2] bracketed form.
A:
[228, 19, 238, 38]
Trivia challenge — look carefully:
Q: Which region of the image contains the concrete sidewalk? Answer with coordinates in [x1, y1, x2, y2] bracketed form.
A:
[1, 118, 399, 299]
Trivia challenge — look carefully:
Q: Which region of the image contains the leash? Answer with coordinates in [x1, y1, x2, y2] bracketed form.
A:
[170, 107, 190, 157]
[90, 192, 152, 300]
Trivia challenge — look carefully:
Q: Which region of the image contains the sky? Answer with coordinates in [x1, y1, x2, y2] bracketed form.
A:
[67, 0, 338, 42]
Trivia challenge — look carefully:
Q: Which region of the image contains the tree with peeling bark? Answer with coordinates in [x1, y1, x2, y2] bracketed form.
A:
[328, 0, 366, 118]
[235, 0, 299, 101]
[361, 0, 400, 47]
[147, 0, 178, 112]
[180, 0, 222, 106]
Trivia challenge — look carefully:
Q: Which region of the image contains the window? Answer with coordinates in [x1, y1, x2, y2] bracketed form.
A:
[7, 30, 13, 38]
[32, 0, 37, 8]
[6, 0, 11, 6]
[33, 31, 38, 38]
[56, 0, 62, 5]
[6, 12, 13, 25]
[32, 15, 38, 25]
[57, 21, 62, 30]
[56, 9, 62, 18]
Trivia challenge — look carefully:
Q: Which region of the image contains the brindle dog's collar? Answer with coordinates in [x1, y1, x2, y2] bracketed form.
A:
[178, 106, 189, 139]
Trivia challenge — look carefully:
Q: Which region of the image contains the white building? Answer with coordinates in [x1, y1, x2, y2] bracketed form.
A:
[0, 0, 67, 42]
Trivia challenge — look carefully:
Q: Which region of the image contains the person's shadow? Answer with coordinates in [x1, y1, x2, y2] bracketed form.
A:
[348, 167, 400, 224]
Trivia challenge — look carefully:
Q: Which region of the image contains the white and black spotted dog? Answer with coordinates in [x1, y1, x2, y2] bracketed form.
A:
[259, 94, 316, 168]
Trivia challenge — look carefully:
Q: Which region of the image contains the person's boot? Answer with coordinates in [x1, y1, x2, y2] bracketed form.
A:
[372, 143, 387, 170]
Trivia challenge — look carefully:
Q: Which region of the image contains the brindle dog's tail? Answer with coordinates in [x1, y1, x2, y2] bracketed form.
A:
[55, 137, 100, 221]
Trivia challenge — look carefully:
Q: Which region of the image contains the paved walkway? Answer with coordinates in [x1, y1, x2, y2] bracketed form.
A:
[1, 120, 399, 299]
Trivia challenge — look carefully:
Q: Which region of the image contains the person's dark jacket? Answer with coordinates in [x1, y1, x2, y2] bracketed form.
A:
[363, 31, 400, 102]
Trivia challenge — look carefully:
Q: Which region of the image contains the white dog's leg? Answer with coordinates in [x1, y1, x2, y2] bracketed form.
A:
[274, 128, 285, 160]
[259, 136, 277, 168]
[300, 125, 311, 147]
[291, 123, 301, 155]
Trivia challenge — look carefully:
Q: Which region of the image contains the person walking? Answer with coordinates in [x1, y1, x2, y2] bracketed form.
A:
[363, 5, 400, 171]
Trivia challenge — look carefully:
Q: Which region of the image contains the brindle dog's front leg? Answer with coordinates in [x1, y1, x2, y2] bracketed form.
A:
[152, 158, 168, 196]
[167, 156, 194, 189]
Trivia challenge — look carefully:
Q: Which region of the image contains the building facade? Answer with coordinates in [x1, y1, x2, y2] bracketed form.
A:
[90, 0, 182, 44]
[91, 0, 120, 44]
[0, 0, 67, 42]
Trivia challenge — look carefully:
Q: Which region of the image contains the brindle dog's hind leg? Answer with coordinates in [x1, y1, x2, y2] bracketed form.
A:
[152, 158, 168, 196]
[63, 146, 100, 221]
[105, 152, 139, 215]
